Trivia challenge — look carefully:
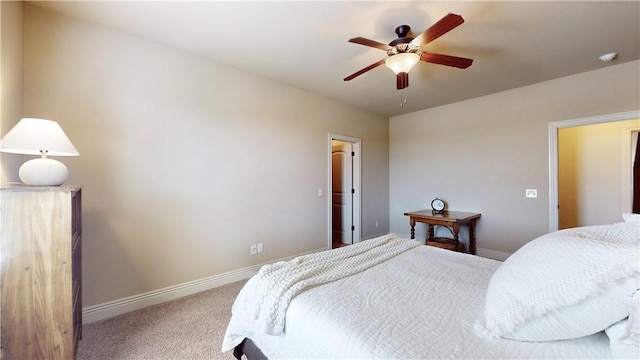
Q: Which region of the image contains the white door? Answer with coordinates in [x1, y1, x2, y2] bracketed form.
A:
[332, 141, 353, 245]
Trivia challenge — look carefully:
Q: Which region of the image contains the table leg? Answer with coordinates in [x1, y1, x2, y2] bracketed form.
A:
[409, 218, 415, 239]
[452, 223, 460, 250]
[469, 220, 477, 255]
[427, 225, 434, 241]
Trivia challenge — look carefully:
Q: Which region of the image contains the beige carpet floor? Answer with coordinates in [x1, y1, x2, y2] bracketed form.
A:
[77, 280, 247, 360]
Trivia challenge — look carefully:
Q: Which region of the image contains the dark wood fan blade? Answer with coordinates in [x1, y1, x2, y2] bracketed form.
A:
[420, 52, 473, 69]
[412, 13, 464, 47]
[348, 37, 392, 51]
[344, 59, 387, 81]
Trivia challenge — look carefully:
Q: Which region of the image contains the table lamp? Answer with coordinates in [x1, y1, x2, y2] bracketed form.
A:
[0, 118, 79, 186]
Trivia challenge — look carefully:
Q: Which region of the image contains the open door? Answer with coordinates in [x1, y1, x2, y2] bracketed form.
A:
[328, 134, 361, 249]
[332, 141, 353, 246]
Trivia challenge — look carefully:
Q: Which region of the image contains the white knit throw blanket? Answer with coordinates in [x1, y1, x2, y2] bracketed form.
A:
[250, 234, 420, 335]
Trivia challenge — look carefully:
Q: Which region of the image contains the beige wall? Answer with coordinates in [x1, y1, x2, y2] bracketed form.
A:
[558, 119, 640, 228]
[13, 1, 640, 309]
[390, 60, 640, 255]
[0, 1, 24, 184]
[22, 4, 389, 306]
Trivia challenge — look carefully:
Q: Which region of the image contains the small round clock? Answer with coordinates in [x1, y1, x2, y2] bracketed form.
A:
[431, 197, 446, 214]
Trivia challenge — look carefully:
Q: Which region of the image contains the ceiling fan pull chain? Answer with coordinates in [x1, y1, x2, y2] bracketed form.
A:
[400, 90, 408, 108]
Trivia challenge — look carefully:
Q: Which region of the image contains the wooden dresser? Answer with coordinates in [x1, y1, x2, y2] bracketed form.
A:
[0, 186, 82, 360]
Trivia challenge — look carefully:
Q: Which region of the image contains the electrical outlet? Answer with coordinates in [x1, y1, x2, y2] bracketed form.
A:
[375, 221, 379, 228]
[257, 243, 264, 253]
[250, 244, 258, 255]
[525, 189, 538, 198]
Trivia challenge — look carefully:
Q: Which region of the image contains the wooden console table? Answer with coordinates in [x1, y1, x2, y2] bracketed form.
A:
[404, 210, 481, 254]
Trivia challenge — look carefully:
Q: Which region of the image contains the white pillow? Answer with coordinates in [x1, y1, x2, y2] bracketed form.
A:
[626, 290, 640, 346]
[606, 320, 639, 359]
[623, 212, 640, 223]
[477, 222, 640, 342]
[606, 290, 639, 359]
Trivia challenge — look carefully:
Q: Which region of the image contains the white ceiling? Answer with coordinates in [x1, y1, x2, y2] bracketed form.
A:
[29, 1, 640, 117]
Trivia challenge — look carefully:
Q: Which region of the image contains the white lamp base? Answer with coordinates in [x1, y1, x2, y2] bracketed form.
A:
[19, 158, 69, 186]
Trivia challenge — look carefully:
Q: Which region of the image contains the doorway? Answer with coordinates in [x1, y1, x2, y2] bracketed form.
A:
[548, 110, 640, 231]
[332, 140, 353, 247]
[328, 134, 361, 249]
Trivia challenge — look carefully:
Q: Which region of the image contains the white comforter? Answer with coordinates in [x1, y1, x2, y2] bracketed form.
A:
[222, 240, 611, 359]
[240, 234, 420, 335]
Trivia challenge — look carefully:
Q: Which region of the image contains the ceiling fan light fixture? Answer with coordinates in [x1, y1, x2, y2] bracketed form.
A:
[385, 53, 420, 74]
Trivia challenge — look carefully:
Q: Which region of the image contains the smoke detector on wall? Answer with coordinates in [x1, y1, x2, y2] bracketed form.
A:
[598, 52, 618, 62]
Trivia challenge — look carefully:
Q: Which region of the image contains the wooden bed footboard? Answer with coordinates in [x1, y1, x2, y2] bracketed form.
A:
[233, 338, 268, 360]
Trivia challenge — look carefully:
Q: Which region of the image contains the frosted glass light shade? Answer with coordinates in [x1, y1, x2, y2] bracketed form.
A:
[0, 118, 79, 186]
[385, 53, 420, 74]
[19, 157, 69, 186]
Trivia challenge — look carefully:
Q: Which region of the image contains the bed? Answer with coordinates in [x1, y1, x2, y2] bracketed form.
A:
[222, 217, 640, 359]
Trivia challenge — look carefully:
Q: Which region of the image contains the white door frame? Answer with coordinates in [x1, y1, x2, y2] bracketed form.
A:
[548, 110, 640, 232]
[328, 133, 361, 248]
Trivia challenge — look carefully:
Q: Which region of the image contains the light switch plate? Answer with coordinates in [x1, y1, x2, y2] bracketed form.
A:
[525, 189, 538, 198]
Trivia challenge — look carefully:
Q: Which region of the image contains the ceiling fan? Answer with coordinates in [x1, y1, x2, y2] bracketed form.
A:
[344, 13, 473, 90]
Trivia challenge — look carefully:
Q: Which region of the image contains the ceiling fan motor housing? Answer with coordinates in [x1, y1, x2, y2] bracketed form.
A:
[389, 25, 414, 48]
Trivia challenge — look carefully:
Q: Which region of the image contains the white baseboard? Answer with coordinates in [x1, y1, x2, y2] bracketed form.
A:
[83, 248, 327, 324]
[360, 232, 389, 241]
[82, 266, 258, 324]
[475, 248, 511, 261]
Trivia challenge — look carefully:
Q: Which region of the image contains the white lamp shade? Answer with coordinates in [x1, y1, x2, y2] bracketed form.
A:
[19, 158, 69, 186]
[0, 118, 79, 156]
[385, 53, 420, 74]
